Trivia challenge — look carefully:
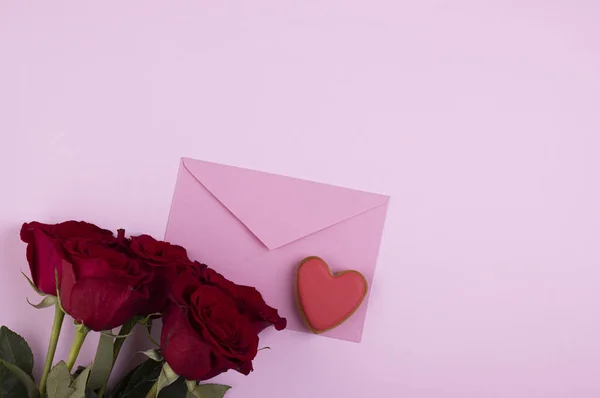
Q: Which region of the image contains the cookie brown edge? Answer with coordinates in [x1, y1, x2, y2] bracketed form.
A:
[296, 256, 369, 334]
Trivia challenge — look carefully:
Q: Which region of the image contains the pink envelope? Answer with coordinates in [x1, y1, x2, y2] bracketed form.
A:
[165, 158, 389, 342]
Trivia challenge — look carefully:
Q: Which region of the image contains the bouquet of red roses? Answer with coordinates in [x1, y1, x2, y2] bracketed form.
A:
[0, 221, 286, 398]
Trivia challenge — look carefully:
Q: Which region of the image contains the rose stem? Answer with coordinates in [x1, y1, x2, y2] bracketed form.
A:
[65, 323, 90, 371]
[97, 318, 137, 397]
[38, 303, 66, 397]
[145, 379, 159, 398]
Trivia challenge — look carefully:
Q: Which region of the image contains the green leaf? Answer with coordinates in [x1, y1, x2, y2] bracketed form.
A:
[189, 384, 231, 398]
[69, 367, 90, 398]
[0, 326, 34, 376]
[186, 388, 201, 398]
[87, 333, 114, 390]
[0, 359, 38, 398]
[27, 295, 58, 309]
[47, 361, 74, 398]
[111, 359, 162, 398]
[139, 349, 163, 362]
[106, 363, 137, 398]
[0, 360, 29, 398]
[73, 366, 88, 378]
[158, 378, 186, 397]
[21, 271, 44, 296]
[157, 363, 179, 396]
[185, 380, 196, 392]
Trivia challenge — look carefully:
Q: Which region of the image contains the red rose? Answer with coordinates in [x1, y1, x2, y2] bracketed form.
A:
[128, 234, 190, 266]
[196, 263, 287, 333]
[161, 270, 284, 381]
[125, 234, 195, 314]
[20, 221, 115, 295]
[60, 239, 153, 331]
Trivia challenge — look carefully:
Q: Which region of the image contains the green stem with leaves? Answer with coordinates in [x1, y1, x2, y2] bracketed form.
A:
[38, 303, 66, 397]
[97, 319, 137, 397]
[65, 324, 90, 371]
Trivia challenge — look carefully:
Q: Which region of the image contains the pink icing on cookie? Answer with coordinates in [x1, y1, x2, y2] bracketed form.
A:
[297, 257, 368, 333]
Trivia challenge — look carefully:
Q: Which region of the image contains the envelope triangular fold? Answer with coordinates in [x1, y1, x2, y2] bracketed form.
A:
[182, 158, 388, 249]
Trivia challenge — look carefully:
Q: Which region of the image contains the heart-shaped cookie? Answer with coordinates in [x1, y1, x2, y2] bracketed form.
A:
[296, 256, 368, 333]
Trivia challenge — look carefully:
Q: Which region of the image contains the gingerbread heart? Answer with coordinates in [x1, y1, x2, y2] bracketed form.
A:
[296, 256, 368, 333]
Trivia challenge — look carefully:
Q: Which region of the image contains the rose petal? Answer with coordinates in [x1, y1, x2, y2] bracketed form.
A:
[161, 303, 218, 381]
[65, 276, 147, 331]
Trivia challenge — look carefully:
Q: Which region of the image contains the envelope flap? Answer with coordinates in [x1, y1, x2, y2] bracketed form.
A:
[182, 158, 388, 249]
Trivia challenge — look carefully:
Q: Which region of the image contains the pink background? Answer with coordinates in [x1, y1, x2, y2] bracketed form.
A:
[1, 1, 599, 397]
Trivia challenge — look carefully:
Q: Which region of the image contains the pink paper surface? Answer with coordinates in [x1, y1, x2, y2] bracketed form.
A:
[165, 158, 388, 342]
[1, 2, 600, 397]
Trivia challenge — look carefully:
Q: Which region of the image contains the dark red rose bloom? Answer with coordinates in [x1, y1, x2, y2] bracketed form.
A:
[125, 234, 195, 314]
[20, 221, 115, 295]
[196, 263, 287, 333]
[128, 234, 190, 266]
[60, 239, 153, 331]
[161, 270, 284, 381]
